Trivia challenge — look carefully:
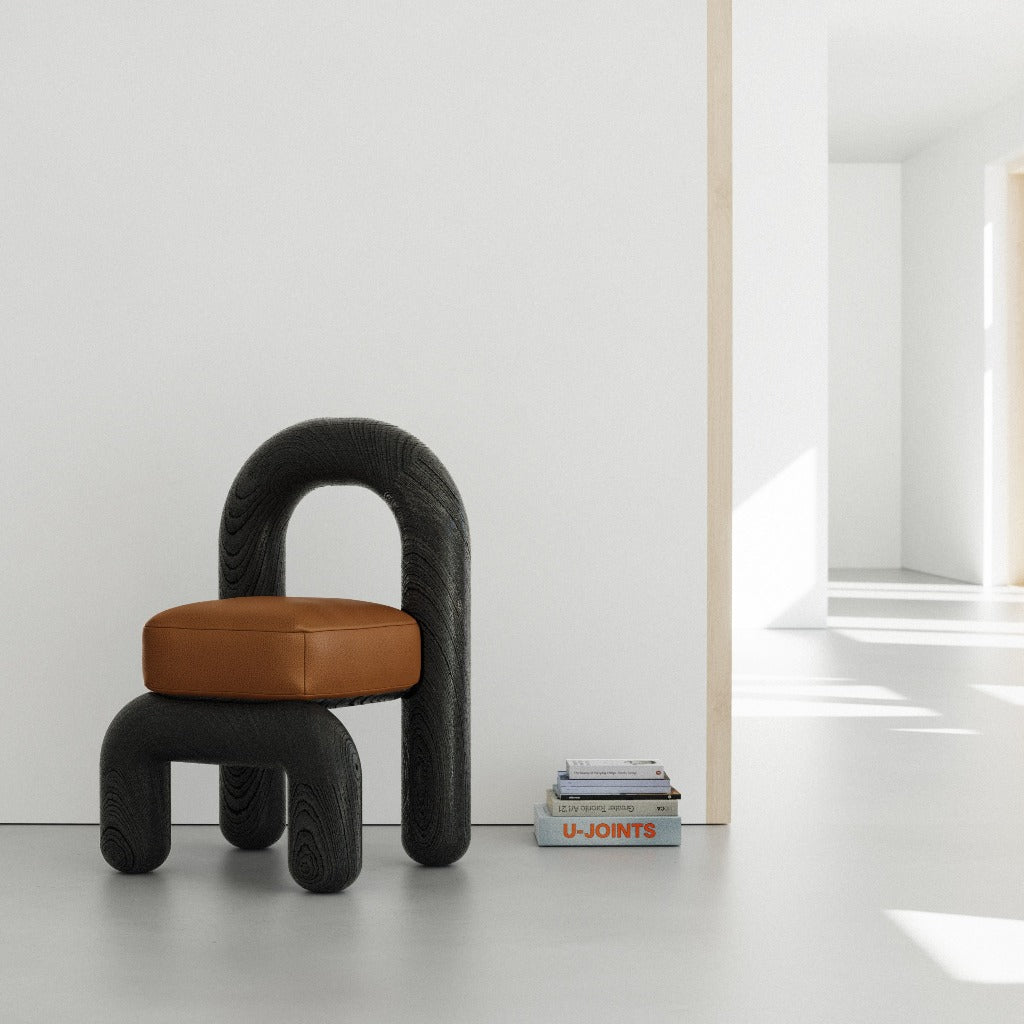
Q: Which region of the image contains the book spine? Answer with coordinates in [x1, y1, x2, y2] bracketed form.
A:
[555, 782, 673, 798]
[546, 790, 679, 817]
[566, 759, 666, 780]
[534, 805, 681, 847]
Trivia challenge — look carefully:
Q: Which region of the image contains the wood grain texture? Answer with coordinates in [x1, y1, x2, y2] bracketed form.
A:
[99, 418, 469, 890]
[100, 697, 171, 874]
[288, 731, 362, 894]
[100, 693, 362, 893]
[219, 419, 470, 866]
[706, 0, 732, 824]
[219, 765, 286, 850]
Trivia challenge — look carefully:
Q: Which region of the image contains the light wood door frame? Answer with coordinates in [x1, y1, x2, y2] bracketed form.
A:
[706, 0, 732, 823]
[1007, 171, 1024, 585]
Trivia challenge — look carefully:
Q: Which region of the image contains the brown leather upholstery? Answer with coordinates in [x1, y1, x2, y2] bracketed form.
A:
[143, 597, 421, 701]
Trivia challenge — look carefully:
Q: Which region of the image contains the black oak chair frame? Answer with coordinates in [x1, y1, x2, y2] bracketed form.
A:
[100, 418, 470, 892]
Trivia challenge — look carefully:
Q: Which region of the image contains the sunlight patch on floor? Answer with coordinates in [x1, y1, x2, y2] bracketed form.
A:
[733, 674, 856, 683]
[733, 699, 939, 719]
[972, 685, 1024, 706]
[829, 616, 1024, 634]
[830, 583, 1024, 603]
[890, 728, 980, 735]
[835, 628, 1024, 649]
[733, 683, 904, 700]
[886, 909, 1024, 984]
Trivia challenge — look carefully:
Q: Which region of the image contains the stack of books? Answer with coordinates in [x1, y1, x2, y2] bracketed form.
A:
[534, 758, 682, 847]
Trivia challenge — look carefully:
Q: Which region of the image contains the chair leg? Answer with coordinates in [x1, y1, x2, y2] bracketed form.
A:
[100, 696, 171, 874]
[99, 693, 363, 891]
[401, 687, 470, 867]
[288, 758, 362, 894]
[220, 766, 286, 850]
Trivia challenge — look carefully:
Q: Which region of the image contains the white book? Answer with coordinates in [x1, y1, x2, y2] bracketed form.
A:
[565, 758, 667, 780]
[546, 789, 681, 817]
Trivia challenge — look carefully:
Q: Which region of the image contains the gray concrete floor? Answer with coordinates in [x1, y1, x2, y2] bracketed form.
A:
[3, 571, 1024, 1022]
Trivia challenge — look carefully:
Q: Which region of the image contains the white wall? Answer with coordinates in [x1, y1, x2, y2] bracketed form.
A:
[0, 3, 712, 824]
[902, 87, 1024, 583]
[733, 0, 829, 626]
[828, 164, 902, 568]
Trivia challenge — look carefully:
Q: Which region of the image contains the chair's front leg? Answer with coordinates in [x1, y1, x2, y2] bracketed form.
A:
[285, 716, 363, 893]
[219, 765, 286, 850]
[99, 695, 171, 874]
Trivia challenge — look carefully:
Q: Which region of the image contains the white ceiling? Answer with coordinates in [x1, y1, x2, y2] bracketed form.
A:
[829, 0, 1024, 162]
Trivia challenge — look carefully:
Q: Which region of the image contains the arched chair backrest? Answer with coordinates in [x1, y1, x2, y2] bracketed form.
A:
[219, 418, 470, 863]
[219, 417, 469, 610]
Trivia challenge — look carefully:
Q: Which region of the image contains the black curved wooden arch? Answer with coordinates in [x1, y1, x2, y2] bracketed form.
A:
[217, 418, 471, 868]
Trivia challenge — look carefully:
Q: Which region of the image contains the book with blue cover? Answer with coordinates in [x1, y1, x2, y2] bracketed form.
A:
[534, 804, 681, 846]
[553, 771, 673, 798]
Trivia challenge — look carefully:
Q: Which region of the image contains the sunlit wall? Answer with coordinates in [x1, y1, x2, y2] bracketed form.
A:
[733, 0, 829, 627]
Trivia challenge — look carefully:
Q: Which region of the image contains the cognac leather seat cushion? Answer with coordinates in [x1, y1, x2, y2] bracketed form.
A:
[143, 597, 421, 701]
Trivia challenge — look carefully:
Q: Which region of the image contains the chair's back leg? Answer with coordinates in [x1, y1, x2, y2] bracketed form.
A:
[219, 765, 286, 850]
[100, 695, 172, 873]
[401, 686, 470, 867]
